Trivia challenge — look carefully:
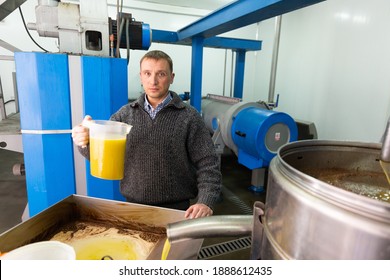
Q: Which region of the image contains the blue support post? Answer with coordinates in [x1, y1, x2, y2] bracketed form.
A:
[81, 56, 128, 201]
[14, 52, 76, 217]
[233, 50, 246, 99]
[190, 36, 204, 112]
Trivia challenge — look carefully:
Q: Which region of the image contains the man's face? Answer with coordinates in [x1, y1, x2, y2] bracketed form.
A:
[140, 58, 175, 105]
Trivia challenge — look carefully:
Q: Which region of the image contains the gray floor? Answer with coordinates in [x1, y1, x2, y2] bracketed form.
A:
[0, 148, 266, 260]
[0, 149, 27, 234]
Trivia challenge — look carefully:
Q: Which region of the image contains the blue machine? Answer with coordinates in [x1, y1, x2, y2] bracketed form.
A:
[202, 94, 298, 192]
[232, 106, 297, 169]
[14, 52, 128, 216]
[14, 53, 76, 216]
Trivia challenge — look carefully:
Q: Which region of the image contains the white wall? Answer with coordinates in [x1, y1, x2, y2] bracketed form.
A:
[242, 0, 390, 143]
[1, 0, 389, 143]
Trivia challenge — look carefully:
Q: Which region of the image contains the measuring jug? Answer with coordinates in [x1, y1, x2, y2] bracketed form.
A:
[86, 120, 132, 180]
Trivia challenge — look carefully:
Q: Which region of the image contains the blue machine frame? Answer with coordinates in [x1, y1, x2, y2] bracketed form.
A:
[14, 52, 128, 216]
[15, 52, 76, 216]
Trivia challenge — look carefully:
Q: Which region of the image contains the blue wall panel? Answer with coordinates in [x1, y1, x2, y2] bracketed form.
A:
[81, 56, 128, 201]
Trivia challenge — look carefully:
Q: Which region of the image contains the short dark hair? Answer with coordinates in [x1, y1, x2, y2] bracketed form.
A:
[140, 50, 173, 73]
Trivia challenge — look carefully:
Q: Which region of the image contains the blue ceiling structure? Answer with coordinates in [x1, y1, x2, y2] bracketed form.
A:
[152, 0, 326, 111]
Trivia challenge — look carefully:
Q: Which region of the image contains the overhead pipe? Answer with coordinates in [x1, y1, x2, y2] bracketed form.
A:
[0, 0, 28, 21]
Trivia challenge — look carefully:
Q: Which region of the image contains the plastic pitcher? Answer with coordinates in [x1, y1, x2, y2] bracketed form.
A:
[86, 120, 132, 180]
[0, 241, 76, 260]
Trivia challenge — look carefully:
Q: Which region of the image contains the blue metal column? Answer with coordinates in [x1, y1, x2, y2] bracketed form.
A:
[14, 52, 76, 217]
[190, 36, 204, 112]
[233, 50, 246, 99]
[80, 56, 128, 201]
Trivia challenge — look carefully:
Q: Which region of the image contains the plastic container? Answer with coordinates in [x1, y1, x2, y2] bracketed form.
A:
[86, 120, 132, 180]
[0, 241, 76, 260]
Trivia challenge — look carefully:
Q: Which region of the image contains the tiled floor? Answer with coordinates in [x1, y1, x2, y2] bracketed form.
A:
[0, 148, 266, 259]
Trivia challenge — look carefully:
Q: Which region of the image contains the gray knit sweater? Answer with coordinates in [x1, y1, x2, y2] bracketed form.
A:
[79, 91, 222, 209]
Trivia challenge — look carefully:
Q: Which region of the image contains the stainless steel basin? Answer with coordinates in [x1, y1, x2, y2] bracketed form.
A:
[0, 195, 203, 260]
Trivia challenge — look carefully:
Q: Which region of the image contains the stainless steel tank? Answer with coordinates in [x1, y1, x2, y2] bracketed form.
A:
[0, 195, 203, 260]
[263, 140, 390, 259]
[166, 140, 390, 260]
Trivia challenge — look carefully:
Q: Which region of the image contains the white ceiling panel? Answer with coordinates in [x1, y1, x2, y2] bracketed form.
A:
[132, 0, 234, 11]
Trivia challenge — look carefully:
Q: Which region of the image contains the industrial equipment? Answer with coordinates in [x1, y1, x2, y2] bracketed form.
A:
[28, 0, 151, 56]
[202, 94, 298, 192]
[167, 140, 390, 260]
[4, 139, 389, 260]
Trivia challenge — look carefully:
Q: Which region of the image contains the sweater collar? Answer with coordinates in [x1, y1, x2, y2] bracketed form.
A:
[130, 91, 186, 109]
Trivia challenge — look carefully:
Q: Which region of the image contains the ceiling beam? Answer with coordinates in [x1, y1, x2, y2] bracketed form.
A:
[0, 0, 27, 21]
[152, 29, 262, 51]
[177, 0, 326, 41]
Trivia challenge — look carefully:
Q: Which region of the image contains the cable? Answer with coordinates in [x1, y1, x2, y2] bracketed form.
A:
[4, 99, 15, 105]
[19, 7, 49, 53]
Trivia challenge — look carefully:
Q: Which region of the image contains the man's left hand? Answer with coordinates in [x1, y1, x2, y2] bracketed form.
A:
[184, 203, 213, 219]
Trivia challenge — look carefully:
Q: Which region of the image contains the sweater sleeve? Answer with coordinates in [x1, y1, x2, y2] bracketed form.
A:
[186, 110, 222, 209]
[78, 145, 90, 160]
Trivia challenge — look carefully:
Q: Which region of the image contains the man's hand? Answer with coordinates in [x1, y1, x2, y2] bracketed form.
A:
[71, 115, 92, 148]
[185, 203, 213, 219]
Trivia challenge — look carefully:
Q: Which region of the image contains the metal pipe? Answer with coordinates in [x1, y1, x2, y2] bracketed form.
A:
[268, 15, 282, 104]
[381, 118, 390, 162]
[12, 72, 19, 114]
[0, 77, 6, 120]
[0, 0, 28, 21]
[230, 51, 234, 97]
[0, 55, 14, 61]
[223, 49, 227, 96]
[0, 39, 22, 53]
[166, 215, 252, 244]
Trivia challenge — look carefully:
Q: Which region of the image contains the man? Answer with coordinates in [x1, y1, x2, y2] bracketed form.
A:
[72, 50, 222, 219]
